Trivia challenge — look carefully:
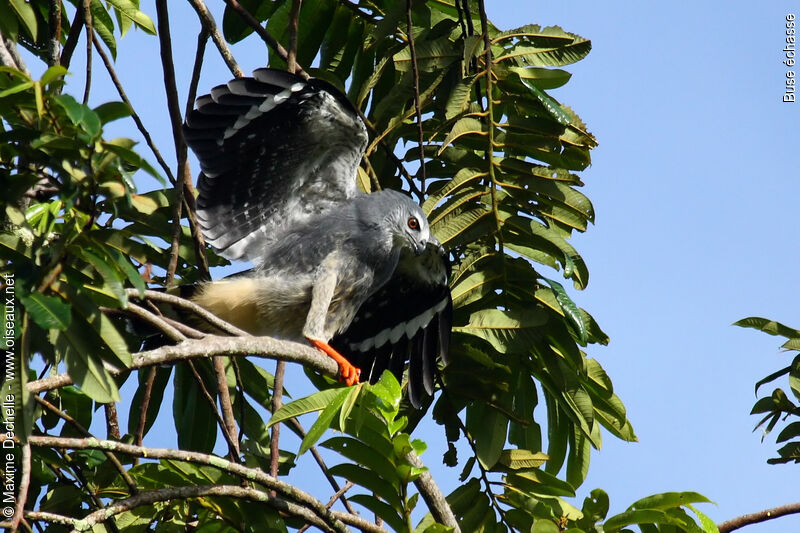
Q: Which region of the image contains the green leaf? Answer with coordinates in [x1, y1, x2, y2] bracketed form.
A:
[518, 77, 571, 125]
[40, 66, 68, 87]
[495, 26, 591, 67]
[268, 387, 349, 429]
[8, 0, 37, 40]
[61, 283, 132, 368]
[504, 468, 576, 498]
[173, 362, 218, 453]
[502, 66, 572, 90]
[686, 504, 720, 533]
[348, 494, 406, 532]
[629, 491, 713, 511]
[394, 36, 460, 72]
[466, 402, 507, 469]
[78, 247, 127, 306]
[128, 366, 172, 437]
[91, 0, 118, 60]
[438, 117, 486, 155]
[496, 449, 549, 470]
[222, 0, 285, 43]
[106, 0, 157, 34]
[322, 436, 401, 488]
[298, 387, 350, 456]
[733, 317, 800, 340]
[531, 520, 560, 533]
[328, 463, 403, 511]
[52, 326, 121, 403]
[454, 307, 548, 354]
[543, 278, 587, 344]
[19, 292, 71, 330]
[94, 101, 131, 124]
[0, 80, 33, 98]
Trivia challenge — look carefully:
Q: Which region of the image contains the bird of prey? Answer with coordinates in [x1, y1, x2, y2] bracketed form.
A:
[182, 68, 452, 406]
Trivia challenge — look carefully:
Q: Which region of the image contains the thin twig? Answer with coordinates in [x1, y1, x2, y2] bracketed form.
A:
[298, 481, 355, 533]
[157, 0, 211, 282]
[81, 0, 92, 104]
[185, 359, 241, 462]
[223, 0, 309, 80]
[124, 301, 186, 342]
[47, 0, 62, 67]
[185, 29, 210, 118]
[60, 6, 84, 69]
[103, 403, 121, 439]
[10, 443, 30, 531]
[33, 396, 139, 495]
[128, 289, 250, 336]
[477, 0, 505, 277]
[134, 367, 158, 455]
[91, 33, 177, 185]
[186, 0, 244, 78]
[718, 502, 800, 533]
[269, 360, 286, 481]
[405, 0, 427, 196]
[287, 0, 302, 73]
[166, 187, 183, 285]
[286, 418, 357, 515]
[213, 355, 241, 459]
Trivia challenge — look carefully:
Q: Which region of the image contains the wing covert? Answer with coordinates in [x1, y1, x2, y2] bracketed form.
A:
[184, 68, 368, 264]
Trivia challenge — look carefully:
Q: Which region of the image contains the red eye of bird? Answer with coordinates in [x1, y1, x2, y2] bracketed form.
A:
[408, 217, 419, 230]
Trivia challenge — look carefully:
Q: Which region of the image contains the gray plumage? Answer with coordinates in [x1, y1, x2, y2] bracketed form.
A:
[184, 68, 451, 404]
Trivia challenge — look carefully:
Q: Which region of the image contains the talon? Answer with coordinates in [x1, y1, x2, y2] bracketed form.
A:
[308, 338, 361, 386]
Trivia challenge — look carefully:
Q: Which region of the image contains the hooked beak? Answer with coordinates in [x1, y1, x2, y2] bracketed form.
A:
[415, 235, 441, 256]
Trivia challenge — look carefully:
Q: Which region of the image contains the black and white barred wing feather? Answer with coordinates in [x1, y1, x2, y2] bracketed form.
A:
[183, 68, 368, 265]
[331, 243, 452, 407]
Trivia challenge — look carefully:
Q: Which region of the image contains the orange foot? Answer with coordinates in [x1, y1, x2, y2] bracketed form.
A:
[308, 338, 361, 386]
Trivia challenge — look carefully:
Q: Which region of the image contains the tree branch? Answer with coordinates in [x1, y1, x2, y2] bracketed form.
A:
[28, 335, 340, 394]
[287, 0, 302, 73]
[73, 484, 341, 533]
[33, 395, 138, 495]
[718, 502, 800, 532]
[91, 32, 177, 185]
[212, 356, 242, 459]
[128, 289, 249, 336]
[405, 0, 427, 195]
[0, 31, 29, 75]
[26, 436, 387, 533]
[186, 0, 244, 78]
[406, 451, 460, 532]
[155, 0, 211, 281]
[222, 0, 309, 80]
[46, 0, 62, 68]
[61, 5, 84, 69]
[10, 443, 30, 532]
[81, 0, 93, 104]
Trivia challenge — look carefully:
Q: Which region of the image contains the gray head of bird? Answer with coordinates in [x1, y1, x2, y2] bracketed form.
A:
[373, 190, 436, 256]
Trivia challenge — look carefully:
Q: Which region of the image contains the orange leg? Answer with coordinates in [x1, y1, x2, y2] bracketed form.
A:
[308, 338, 361, 386]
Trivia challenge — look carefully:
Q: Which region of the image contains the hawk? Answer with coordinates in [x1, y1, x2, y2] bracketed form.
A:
[182, 68, 452, 406]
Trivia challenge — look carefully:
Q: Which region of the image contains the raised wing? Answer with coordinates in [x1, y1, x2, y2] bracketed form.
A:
[183, 68, 368, 264]
[331, 242, 452, 408]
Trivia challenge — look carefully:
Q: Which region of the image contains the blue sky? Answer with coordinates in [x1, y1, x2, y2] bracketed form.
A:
[37, 1, 800, 530]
